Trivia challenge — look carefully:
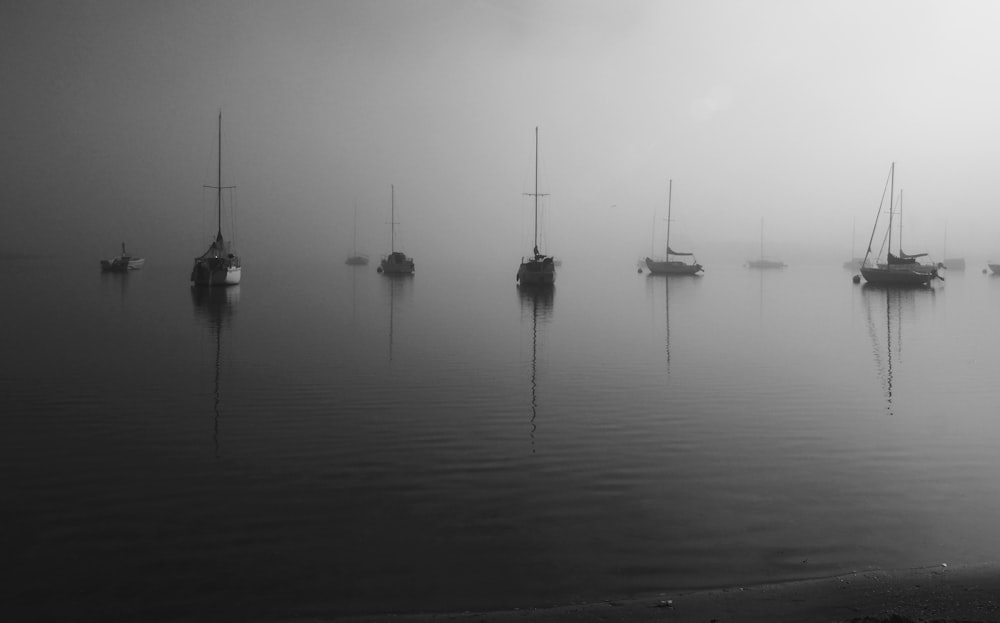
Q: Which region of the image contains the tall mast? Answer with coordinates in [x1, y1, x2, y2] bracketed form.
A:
[665, 179, 673, 256]
[521, 127, 549, 257]
[390, 184, 396, 253]
[888, 162, 894, 256]
[760, 217, 764, 262]
[217, 110, 222, 237]
[534, 126, 539, 250]
[204, 110, 234, 243]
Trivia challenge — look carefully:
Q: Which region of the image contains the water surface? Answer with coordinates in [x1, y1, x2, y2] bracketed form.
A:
[6, 257, 1000, 621]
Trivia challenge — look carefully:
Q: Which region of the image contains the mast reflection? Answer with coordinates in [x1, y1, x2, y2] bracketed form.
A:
[382, 273, 411, 364]
[191, 285, 239, 457]
[518, 285, 554, 453]
[862, 283, 931, 416]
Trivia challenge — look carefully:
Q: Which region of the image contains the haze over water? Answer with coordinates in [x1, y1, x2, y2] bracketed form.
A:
[6, 256, 1000, 621]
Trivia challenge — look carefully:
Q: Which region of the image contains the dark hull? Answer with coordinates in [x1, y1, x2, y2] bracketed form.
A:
[860, 266, 936, 286]
[645, 257, 702, 275]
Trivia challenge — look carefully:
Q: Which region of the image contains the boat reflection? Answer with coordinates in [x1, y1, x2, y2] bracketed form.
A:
[191, 285, 239, 457]
[862, 283, 932, 416]
[383, 273, 412, 363]
[518, 285, 554, 453]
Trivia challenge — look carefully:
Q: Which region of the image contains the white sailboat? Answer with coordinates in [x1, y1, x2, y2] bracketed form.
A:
[191, 111, 241, 287]
[644, 179, 703, 275]
[516, 127, 555, 286]
[378, 184, 414, 275]
[859, 162, 939, 286]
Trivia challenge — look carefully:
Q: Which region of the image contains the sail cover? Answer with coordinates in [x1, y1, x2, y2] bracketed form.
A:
[888, 251, 927, 265]
[667, 246, 693, 256]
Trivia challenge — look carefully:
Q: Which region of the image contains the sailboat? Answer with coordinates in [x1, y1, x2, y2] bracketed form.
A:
[345, 201, 369, 265]
[747, 218, 786, 268]
[644, 179, 703, 275]
[100, 242, 145, 272]
[377, 184, 414, 275]
[941, 223, 964, 270]
[516, 127, 555, 286]
[191, 111, 242, 287]
[859, 163, 939, 286]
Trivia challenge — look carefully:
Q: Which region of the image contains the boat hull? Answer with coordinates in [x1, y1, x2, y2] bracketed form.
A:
[379, 252, 414, 275]
[191, 258, 241, 286]
[516, 256, 555, 286]
[860, 266, 936, 286]
[101, 256, 145, 272]
[645, 257, 702, 275]
[747, 259, 786, 269]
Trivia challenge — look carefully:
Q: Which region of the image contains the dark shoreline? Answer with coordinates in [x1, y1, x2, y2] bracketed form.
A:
[322, 563, 1000, 623]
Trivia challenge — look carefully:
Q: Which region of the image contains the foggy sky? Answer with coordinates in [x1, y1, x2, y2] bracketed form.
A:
[4, 0, 1000, 268]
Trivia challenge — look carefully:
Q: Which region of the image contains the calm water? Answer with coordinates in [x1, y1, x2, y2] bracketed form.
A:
[6, 256, 1000, 621]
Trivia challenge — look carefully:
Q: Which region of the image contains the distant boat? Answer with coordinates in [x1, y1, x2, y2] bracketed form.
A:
[516, 127, 555, 286]
[377, 184, 414, 275]
[100, 242, 145, 272]
[345, 200, 369, 266]
[843, 217, 863, 269]
[747, 218, 786, 268]
[941, 224, 963, 270]
[859, 163, 939, 287]
[644, 179, 703, 275]
[988, 263, 1000, 275]
[191, 111, 241, 287]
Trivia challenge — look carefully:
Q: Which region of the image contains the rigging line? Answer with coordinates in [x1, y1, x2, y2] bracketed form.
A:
[863, 164, 893, 261]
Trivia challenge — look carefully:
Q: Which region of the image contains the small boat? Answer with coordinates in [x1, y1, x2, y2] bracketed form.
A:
[988, 263, 1000, 275]
[516, 127, 555, 286]
[645, 179, 703, 275]
[345, 200, 369, 266]
[377, 185, 414, 275]
[859, 163, 939, 287]
[747, 218, 786, 268]
[191, 111, 241, 287]
[941, 223, 963, 270]
[100, 242, 145, 272]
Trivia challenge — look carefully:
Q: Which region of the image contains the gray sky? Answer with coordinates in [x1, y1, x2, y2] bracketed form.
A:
[4, 0, 1000, 267]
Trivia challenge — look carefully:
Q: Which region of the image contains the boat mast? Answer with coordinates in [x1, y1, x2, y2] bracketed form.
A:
[217, 110, 222, 237]
[899, 188, 904, 255]
[760, 217, 764, 262]
[665, 179, 673, 257]
[204, 110, 234, 245]
[533, 127, 540, 253]
[522, 126, 548, 256]
[888, 162, 894, 257]
[390, 184, 396, 253]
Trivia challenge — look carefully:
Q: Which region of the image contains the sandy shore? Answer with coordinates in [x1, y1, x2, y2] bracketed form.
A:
[325, 563, 1000, 623]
